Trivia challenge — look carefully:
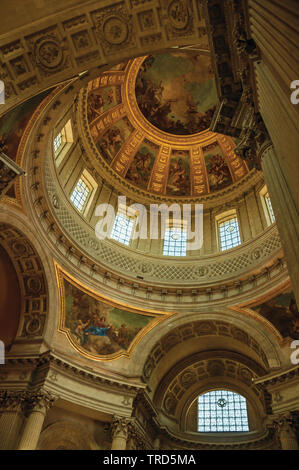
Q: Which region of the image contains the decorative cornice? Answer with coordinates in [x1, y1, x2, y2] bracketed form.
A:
[0, 152, 25, 200]
[3, 351, 145, 393]
[253, 366, 299, 388]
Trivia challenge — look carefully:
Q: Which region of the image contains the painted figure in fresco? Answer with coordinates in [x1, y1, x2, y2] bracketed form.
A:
[126, 150, 153, 187]
[256, 295, 299, 339]
[85, 313, 110, 337]
[167, 157, 189, 195]
[87, 92, 104, 122]
[98, 126, 123, 162]
[135, 54, 216, 135]
[65, 279, 153, 356]
[87, 88, 117, 123]
[207, 154, 231, 190]
[74, 319, 90, 345]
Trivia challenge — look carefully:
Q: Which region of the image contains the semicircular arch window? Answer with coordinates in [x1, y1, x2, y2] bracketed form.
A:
[197, 390, 249, 432]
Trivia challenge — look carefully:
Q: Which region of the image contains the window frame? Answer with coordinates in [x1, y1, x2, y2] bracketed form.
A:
[69, 169, 97, 216]
[216, 210, 242, 252]
[260, 185, 275, 225]
[53, 119, 74, 167]
[162, 219, 188, 257]
[109, 211, 136, 246]
[197, 389, 250, 433]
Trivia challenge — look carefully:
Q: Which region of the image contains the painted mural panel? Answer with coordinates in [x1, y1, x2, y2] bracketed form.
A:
[135, 53, 217, 135]
[87, 86, 121, 123]
[251, 289, 299, 339]
[0, 88, 53, 161]
[63, 279, 154, 356]
[96, 117, 133, 164]
[166, 150, 190, 196]
[202, 141, 233, 192]
[125, 140, 157, 190]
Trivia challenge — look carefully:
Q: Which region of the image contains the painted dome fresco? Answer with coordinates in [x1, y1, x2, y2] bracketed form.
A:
[80, 52, 249, 199]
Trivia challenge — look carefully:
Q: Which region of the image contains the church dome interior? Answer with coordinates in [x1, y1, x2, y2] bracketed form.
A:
[0, 0, 298, 453]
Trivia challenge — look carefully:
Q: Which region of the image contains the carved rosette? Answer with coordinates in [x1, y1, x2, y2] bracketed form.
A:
[26, 31, 69, 76]
[94, 5, 135, 55]
[165, 0, 194, 39]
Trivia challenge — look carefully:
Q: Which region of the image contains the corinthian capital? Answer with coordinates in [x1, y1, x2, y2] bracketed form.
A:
[25, 389, 57, 413]
[111, 415, 132, 440]
[0, 390, 28, 411]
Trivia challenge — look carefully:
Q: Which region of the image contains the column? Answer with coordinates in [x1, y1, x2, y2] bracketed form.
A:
[273, 413, 299, 450]
[0, 391, 26, 450]
[248, 0, 299, 212]
[153, 437, 160, 450]
[111, 416, 129, 450]
[17, 390, 56, 450]
[260, 144, 299, 304]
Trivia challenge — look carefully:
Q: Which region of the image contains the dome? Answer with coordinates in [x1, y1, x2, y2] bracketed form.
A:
[83, 52, 249, 199]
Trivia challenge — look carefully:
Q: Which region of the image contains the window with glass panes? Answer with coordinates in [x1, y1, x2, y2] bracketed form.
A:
[53, 128, 66, 155]
[70, 178, 90, 212]
[163, 227, 187, 256]
[265, 192, 275, 223]
[218, 216, 241, 251]
[197, 390, 249, 432]
[110, 212, 134, 245]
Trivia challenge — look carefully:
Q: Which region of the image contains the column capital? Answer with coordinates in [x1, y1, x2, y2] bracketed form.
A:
[111, 415, 132, 440]
[24, 389, 58, 415]
[0, 390, 28, 412]
[234, 112, 273, 170]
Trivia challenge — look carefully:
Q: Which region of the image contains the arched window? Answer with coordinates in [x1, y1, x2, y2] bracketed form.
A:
[217, 211, 241, 251]
[110, 212, 135, 246]
[260, 185, 275, 225]
[70, 169, 98, 215]
[53, 119, 74, 166]
[197, 390, 249, 432]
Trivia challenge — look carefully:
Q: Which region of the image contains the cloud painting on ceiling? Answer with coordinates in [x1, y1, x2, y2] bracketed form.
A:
[135, 53, 217, 135]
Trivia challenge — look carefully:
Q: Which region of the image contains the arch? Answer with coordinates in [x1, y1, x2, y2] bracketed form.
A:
[129, 310, 283, 380]
[37, 421, 96, 450]
[0, 243, 21, 349]
[0, 206, 57, 351]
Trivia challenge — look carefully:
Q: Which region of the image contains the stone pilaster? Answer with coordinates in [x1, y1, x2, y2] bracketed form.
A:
[0, 391, 27, 450]
[17, 390, 57, 450]
[272, 413, 299, 450]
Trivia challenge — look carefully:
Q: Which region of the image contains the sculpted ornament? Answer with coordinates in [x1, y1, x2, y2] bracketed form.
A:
[103, 16, 128, 45]
[168, 0, 189, 30]
[0, 390, 28, 411]
[31, 34, 68, 74]
[94, 6, 134, 54]
[111, 415, 131, 439]
[25, 389, 57, 413]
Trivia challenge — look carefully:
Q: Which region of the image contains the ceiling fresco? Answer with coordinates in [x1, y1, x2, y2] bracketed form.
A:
[135, 53, 217, 136]
[57, 266, 169, 360]
[250, 288, 299, 340]
[235, 285, 299, 341]
[84, 54, 249, 199]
